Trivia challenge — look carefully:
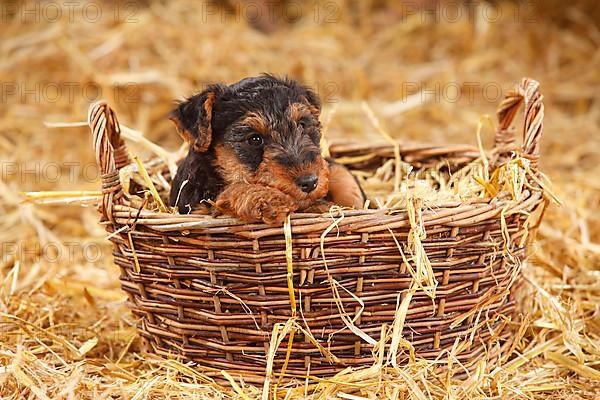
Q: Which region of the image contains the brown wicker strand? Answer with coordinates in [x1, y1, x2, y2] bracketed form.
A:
[496, 78, 543, 168]
[88, 100, 127, 224]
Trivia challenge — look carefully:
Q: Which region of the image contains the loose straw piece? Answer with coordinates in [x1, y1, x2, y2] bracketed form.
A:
[221, 371, 252, 400]
[277, 216, 297, 389]
[387, 289, 415, 367]
[23, 191, 102, 199]
[44, 120, 179, 177]
[132, 156, 167, 212]
[475, 115, 492, 183]
[362, 102, 402, 194]
[283, 215, 297, 315]
[127, 230, 141, 273]
[262, 320, 295, 400]
[320, 213, 377, 346]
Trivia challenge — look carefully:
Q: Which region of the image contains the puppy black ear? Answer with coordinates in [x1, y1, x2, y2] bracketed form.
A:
[169, 84, 224, 152]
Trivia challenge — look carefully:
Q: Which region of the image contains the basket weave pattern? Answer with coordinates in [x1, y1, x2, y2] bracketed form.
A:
[88, 78, 545, 380]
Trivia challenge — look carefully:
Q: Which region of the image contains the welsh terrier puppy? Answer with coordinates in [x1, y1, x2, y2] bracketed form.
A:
[169, 74, 364, 224]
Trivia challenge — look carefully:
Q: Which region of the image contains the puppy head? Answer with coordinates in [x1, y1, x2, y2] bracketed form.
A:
[170, 74, 329, 206]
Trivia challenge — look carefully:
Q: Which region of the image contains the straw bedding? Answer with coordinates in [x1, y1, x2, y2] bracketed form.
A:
[1, 0, 600, 398]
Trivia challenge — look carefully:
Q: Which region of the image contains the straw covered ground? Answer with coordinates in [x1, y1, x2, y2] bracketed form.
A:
[1, 0, 600, 398]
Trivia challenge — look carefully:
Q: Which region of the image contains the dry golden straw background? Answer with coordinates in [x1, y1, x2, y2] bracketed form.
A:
[1, 0, 600, 398]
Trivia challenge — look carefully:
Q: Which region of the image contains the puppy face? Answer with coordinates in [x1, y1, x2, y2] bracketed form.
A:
[170, 75, 330, 207]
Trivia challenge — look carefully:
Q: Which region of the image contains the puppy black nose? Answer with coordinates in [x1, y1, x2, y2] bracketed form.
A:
[296, 175, 318, 193]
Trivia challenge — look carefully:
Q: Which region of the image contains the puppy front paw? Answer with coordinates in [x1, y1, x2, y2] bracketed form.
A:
[254, 191, 296, 224]
[215, 184, 298, 224]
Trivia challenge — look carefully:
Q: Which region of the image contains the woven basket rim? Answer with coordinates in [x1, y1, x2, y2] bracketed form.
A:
[107, 190, 543, 240]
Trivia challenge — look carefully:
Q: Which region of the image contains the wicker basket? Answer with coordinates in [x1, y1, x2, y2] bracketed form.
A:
[88, 78, 546, 381]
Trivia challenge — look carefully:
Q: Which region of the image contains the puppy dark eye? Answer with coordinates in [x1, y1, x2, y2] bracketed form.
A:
[298, 120, 307, 130]
[247, 134, 263, 146]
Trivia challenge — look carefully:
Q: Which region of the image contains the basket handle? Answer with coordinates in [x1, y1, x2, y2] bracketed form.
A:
[494, 78, 544, 168]
[88, 100, 131, 223]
